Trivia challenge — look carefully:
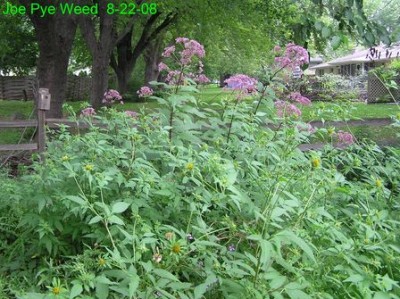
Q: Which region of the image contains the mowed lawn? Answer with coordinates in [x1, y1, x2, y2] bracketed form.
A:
[1, 85, 400, 146]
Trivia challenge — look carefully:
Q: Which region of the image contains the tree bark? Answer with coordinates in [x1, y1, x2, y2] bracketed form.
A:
[110, 13, 176, 94]
[144, 34, 165, 85]
[110, 29, 136, 94]
[79, 0, 118, 108]
[18, 0, 77, 118]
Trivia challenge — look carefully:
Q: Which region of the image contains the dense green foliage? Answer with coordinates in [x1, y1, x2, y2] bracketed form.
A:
[1, 66, 400, 298]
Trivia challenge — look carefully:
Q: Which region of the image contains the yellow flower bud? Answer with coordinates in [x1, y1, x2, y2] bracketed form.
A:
[186, 162, 194, 171]
[311, 157, 321, 168]
[84, 164, 94, 171]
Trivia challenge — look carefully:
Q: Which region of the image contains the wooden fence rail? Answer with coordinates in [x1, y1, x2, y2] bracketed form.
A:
[0, 88, 50, 155]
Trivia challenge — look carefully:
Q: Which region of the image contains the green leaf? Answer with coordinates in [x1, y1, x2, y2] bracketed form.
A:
[194, 283, 208, 299]
[19, 293, 46, 299]
[315, 22, 323, 31]
[331, 36, 342, 50]
[344, 274, 364, 283]
[128, 278, 139, 297]
[153, 269, 179, 282]
[111, 202, 130, 214]
[66, 195, 86, 206]
[69, 284, 83, 299]
[95, 283, 109, 299]
[260, 239, 274, 266]
[373, 292, 391, 299]
[108, 215, 124, 226]
[88, 215, 103, 225]
[286, 289, 311, 299]
[274, 230, 316, 263]
[322, 27, 331, 38]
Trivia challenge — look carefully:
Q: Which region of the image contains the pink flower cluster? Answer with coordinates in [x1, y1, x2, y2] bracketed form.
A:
[275, 43, 309, 70]
[159, 37, 209, 86]
[125, 110, 138, 118]
[224, 74, 258, 94]
[137, 86, 154, 98]
[103, 89, 123, 104]
[165, 70, 184, 85]
[274, 100, 302, 118]
[175, 37, 205, 65]
[288, 92, 311, 106]
[158, 62, 169, 72]
[162, 45, 175, 58]
[336, 131, 354, 146]
[81, 107, 96, 117]
[196, 74, 210, 84]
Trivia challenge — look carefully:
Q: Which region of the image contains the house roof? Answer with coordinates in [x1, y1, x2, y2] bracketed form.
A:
[310, 44, 400, 70]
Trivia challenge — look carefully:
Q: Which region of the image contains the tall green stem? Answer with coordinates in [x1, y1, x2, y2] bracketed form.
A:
[226, 98, 240, 144]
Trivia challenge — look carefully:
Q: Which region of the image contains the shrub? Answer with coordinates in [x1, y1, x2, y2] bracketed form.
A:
[1, 42, 399, 299]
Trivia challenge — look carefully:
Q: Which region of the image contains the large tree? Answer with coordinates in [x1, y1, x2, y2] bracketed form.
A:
[0, 7, 37, 76]
[17, 0, 78, 118]
[110, 12, 176, 93]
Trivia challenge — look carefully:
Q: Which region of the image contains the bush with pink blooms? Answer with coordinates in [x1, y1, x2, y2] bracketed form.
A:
[3, 40, 400, 299]
[102, 89, 123, 105]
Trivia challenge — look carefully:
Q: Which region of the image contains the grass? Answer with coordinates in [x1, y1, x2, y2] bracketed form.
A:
[1, 85, 399, 147]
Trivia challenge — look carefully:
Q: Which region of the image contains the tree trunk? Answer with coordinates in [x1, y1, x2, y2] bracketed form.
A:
[79, 0, 118, 108]
[110, 13, 176, 93]
[19, 0, 77, 118]
[115, 67, 132, 94]
[91, 55, 110, 109]
[144, 34, 164, 85]
[110, 29, 136, 94]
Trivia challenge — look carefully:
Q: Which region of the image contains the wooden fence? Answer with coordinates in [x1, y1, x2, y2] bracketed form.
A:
[0, 101, 394, 156]
[0, 88, 50, 158]
[0, 76, 91, 101]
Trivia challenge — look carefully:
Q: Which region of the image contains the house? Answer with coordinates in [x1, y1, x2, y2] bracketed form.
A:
[304, 57, 324, 76]
[310, 44, 400, 76]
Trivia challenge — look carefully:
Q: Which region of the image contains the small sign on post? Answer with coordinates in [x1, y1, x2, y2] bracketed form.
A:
[38, 88, 51, 111]
[37, 88, 51, 159]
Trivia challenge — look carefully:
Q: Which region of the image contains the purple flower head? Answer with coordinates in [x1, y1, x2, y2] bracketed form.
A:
[228, 244, 236, 252]
[125, 110, 138, 118]
[187, 233, 194, 241]
[274, 100, 302, 118]
[275, 43, 309, 70]
[224, 74, 258, 94]
[103, 89, 123, 104]
[196, 74, 210, 84]
[81, 107, 96, 117]
[137, 86, 153, 98]
[175, 37, 190, 44]
[158, 62, 169, 72]
[162, 45, 175, 58]
[289, 92, 311, 106]
[336, 131, 354, 146]
[165, 70, 185, 85]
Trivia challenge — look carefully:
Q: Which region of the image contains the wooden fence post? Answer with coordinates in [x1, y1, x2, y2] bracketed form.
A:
[37, 88, 51, 158]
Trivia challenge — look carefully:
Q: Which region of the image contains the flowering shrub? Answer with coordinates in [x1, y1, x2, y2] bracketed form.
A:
[158, 37, 210, 86]
[274, 100, 302, 117]
[102, 89, 123, 105]
[335, 130, 355, 146]
[80, 107, 96, 117]
[288, 91, 311, 106]
[137, 86, 154, 98]
[1, 39, 400, 299]
[224, 74, 258, 94]
[274, 42, 309, 71]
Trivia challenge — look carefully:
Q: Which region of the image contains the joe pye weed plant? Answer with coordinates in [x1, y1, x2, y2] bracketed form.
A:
[0, 40, 399, 299]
